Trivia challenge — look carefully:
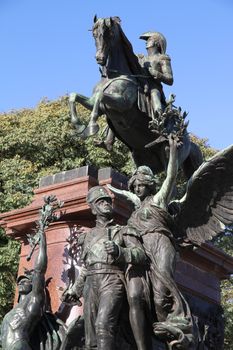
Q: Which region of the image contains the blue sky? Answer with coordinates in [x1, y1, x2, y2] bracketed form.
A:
[0, 0, 232, 149]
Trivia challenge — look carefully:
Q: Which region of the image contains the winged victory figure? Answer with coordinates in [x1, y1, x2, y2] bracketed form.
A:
[108, 138, 233, 350]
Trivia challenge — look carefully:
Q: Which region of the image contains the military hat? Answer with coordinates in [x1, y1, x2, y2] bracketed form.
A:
[139, 31, 159, 40]
[86, 186, 112, 205]
[139, 31, 167, 53]
[16, 268, 34, 284]
[16, 274, 32, 284]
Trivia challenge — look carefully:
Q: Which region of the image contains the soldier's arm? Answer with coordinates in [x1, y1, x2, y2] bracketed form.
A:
[149, 55, 173, 85]
[123, 235, 146, 264]
[116, 229, 146, 265]
[31, 230, 47, 298]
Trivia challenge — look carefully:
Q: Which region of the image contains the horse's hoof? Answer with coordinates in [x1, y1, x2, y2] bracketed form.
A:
[83, 123, 99, 137]
[69, 92, 77, 103]
[105, 142, 113, 152]
[94, 139, 113, 152]
[74, 124, 86, 134]
[93, 139, 105, 148]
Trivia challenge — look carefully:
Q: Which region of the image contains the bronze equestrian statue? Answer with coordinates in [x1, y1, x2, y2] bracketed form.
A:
[69, 16, 203, 178]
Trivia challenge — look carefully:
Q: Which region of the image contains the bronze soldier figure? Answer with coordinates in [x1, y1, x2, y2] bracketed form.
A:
[138, 31, 174, 118]
[1, 228, 47, 350]
[63, 185, 146, 350]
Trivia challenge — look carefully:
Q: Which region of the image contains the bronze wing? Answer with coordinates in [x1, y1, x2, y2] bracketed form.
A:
[175, 144, 233, 245]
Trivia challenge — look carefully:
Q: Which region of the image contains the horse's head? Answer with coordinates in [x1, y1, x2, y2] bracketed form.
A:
[92, 15, 121, 66]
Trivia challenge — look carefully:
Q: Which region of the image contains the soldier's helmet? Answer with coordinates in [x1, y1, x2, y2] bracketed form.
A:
[16, 274, 33, 300]
[17, 275, 31, 284]
[139, 31, 167, 54]
[17, 269, 33, 284]
[86, 186, 112, 205]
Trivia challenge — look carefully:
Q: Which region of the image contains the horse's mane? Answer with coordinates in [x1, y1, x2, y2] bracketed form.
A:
[116, 21, 145, 86]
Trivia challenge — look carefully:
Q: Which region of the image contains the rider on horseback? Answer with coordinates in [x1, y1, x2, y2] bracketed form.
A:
[93, 31, 174, 151]
[138, 31, 174, 119]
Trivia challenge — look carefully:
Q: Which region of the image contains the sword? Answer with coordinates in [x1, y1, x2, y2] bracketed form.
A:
[107, 227, 111, 241]
[106, 227, 114, 264]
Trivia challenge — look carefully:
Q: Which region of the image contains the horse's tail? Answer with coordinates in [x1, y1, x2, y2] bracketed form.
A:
[182, 141, 203, 179]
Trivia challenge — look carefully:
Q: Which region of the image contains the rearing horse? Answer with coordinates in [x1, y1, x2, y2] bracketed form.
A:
[69, 16, 203, 177]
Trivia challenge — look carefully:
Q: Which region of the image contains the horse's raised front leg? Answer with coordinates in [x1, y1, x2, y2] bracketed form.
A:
[69, 92, 101, 135]
[83, 91, 104, 137]
[69, 93, 86, 134]
[83, 84, 137, 137]
[73, 92, 96, 111]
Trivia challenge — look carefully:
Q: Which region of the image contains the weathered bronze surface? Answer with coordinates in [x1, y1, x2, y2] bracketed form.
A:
[2, 15, 233, 350]
[1, 196, 66, 350]
[62, 185, 146, 349]
[138, 31, 173, 118]
[109, 135, 195, 349]
[60, 136, 233, 349]
[69, 16, 203, 179]
[108, 139, 233, 349]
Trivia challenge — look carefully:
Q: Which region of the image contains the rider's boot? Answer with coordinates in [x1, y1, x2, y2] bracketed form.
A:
[94, 128, 115, 151]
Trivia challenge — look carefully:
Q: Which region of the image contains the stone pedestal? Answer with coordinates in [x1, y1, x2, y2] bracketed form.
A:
[1, 166, 233, 346]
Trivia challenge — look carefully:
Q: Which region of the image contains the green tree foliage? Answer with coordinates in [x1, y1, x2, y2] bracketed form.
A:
[0, 97, 133, 212]
[0, 228, 19, 325]
[0, 98, 232, 348]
